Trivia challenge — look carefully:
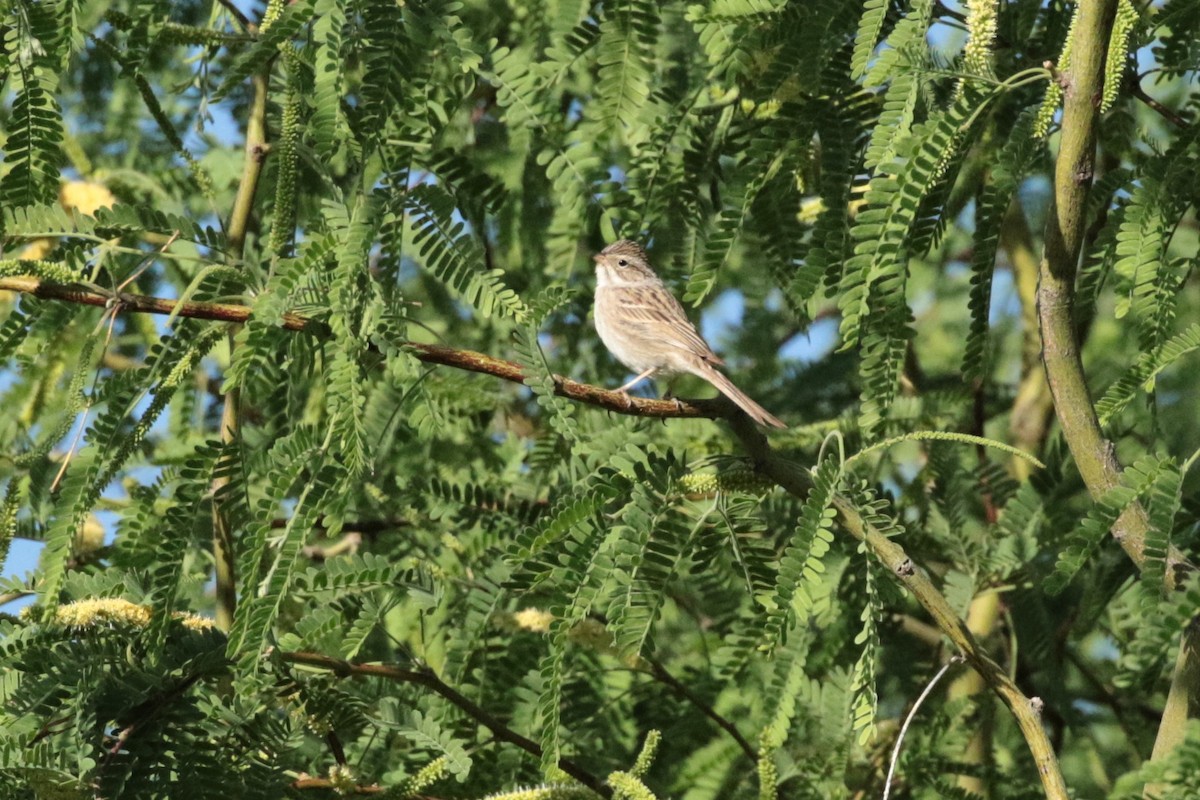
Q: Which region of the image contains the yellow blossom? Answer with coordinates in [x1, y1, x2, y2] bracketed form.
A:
[59, 180, 116, 216]
[53, 598, 152, 629]
[513, 607, 554, 632]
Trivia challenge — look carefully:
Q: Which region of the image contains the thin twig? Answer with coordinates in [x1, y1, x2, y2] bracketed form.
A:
[326, 731, 348, 766]
[0, 590, 34, 608]
[883, 657, 964, 800]
[279, 650, 609, 797]
[971, 382, 999, 524]
[934, 1, 967, 24]
[645, 658, 757, 763]
[49, 231, 181, 493]
[290, 776, 384, 794]
[273, 516, 411, 534]
[302, 532, 362, 561]
[117, 231, 181, 293]
[1131, 83, 1189, 129]
[48, 307, 118, 493]
[28, 714, 74, 745]
[99, 673, 204, 777]
[214, 0, 252, 31]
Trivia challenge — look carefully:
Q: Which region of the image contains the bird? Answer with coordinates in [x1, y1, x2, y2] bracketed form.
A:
[592, 239, 786, 429]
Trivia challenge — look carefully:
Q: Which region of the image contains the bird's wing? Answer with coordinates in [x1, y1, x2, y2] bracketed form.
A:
[609, 284, 722, 363]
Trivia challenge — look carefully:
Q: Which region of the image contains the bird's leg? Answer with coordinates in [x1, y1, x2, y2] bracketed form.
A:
[614, 368, 657, 394]
[661, 376, 686, 413]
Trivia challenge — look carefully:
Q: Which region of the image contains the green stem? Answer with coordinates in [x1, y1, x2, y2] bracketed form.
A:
[1037, 0, 1142, 554]
[1032, 0, 1200, 783]
[211, 70, 270, 632]
[1147, 619, 1200, 797]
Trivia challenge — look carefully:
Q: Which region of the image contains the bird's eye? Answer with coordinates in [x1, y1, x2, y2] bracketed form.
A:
[618, 259, 628, 267]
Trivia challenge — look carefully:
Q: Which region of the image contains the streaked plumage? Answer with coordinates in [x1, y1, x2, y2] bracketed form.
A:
[592, 239, 786, 429]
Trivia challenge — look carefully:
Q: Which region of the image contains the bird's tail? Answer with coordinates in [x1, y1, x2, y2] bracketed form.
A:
[690, 362, 786, 429]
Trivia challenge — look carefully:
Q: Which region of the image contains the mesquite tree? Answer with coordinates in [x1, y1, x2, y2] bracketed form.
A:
[1, 1, 1198, 798]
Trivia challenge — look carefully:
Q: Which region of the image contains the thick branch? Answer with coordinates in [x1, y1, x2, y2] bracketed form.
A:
[279, 650, 607, 797]
[1034, 0, 1200, 777]
[225, 71, 270, 260]
[724, 415, 1070, 800]
[1036, 0, 1161, 569]
[0, 275, 729, 422]
[1149, 619, 1200, 765]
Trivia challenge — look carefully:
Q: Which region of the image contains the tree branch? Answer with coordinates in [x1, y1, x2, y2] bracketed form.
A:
[0, 274, 731, 423]
[1131, 83, 1189, 130]
[1037, 0, 1158, 571]
[279, 650, 609, 797]
[1148, 618, 1200, 795]
[723, 415, 1070, 800]
[644, 657, 757, 764]
[290, 776, 384, 795]
[210, 68, 271, 633]
[1033, 0, 1200, 777]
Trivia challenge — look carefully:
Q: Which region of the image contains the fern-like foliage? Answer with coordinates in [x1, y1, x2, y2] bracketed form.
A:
[399, 185, 529, 322]
[962, 108, 1042, 381]
[758, 456, 841, 655]
[848, 556, 882, 746]
[310, 0, 348, 160]
[1152, 0, 1200, 78]
[227, 427, 348, 667]
[850, 0, 890, 81]
[1096, 324, 1200, 426]
[1110, 127, 1200, 351]
[324, 197, 383, 477]
[1108, 721, 1200, 799]
[511, 286, 581, 445]
[2, 1, 1198, 797]
[0, 1, 67, 211]
[37, 324, 223, 611]
[593, 0, 658, 145]
[841, 87, 988, 433]
[1045, 455, 1175, 596]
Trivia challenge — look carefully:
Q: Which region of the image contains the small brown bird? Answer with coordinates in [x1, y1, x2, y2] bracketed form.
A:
[592, 239, 786, 429]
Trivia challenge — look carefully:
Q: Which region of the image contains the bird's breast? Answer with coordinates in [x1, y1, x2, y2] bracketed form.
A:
[594, 286, 667, 372]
